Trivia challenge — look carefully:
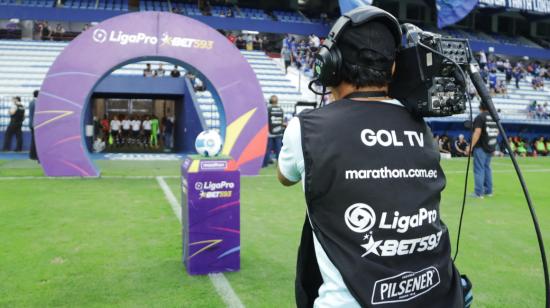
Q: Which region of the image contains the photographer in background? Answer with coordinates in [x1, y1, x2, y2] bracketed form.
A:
[262, 95, 285, 167]
[277, 6, 467, 307]
[2, 96, 25, 152]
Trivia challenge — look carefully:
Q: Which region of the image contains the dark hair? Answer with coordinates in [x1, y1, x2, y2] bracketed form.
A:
[33, 90, 39, 98]
[340, 50, 393, 88]
[14, 96, 21, 102]
[337, 21, 396, 88]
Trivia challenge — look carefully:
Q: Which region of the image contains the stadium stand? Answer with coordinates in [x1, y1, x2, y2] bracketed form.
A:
[0, 0, 55, 6]
[236, 7, 270, 20]
[0, 40, 305, 133]
[139, 0, 169, 12]
[273, 10, 311, 23]
[63, 0, 128, 10]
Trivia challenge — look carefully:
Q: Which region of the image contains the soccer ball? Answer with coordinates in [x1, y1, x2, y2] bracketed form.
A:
[195, 130, 223, 157]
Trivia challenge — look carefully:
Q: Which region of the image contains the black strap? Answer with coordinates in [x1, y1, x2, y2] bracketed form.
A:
[343, 91, 387, 100]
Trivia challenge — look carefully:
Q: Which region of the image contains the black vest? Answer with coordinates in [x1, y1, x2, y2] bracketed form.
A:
[10, 104, 25, 126]
[268, 105, 285, 136]
[296, 99, 463, 307]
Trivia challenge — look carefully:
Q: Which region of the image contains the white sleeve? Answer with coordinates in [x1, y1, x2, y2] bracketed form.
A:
[278, 117, 304, 183]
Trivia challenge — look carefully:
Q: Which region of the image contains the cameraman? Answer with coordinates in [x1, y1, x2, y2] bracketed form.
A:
[277, 6, 467, 307]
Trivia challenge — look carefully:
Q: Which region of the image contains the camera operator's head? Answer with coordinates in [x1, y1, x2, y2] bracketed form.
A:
[313, 6, 401, 101]
[333, 21, 397, 99]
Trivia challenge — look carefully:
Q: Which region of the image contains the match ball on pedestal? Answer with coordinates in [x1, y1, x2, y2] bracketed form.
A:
[195, 130, 223, 157]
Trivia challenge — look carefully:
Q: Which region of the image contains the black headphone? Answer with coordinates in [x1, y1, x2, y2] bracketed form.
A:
[313, 6, 403, 88]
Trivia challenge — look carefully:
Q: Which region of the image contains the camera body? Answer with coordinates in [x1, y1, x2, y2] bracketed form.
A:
[389, 26, 472, 117]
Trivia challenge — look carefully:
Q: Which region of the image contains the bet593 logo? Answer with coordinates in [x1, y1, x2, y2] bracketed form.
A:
[344, 203, 442, 257]
[194, 180, 234, 199]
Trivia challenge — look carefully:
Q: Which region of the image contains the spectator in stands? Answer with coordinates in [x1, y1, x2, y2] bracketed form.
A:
[536, 103, 546, 119]
[155, 64, 166, 77]
[170, 65, 181, 78]
[512, 66, 522, 89]
[40, 22, 52, 40]
[488, 69, 497, 95]
[2, 96, 25, 152]
[478, 50, 487, 69]
[532, 76, 544, 90]
[480, 66, 488, 84]
[495, 80, 508, 97]
[281, 45, 292, 74]
[527, 101, 537, 118]
[496, 58, 506, 72]
[143, 63, 154, 77]
[256, 36, 264, 50]
[505, 64, 513, 84]
[454, 134, 469, 157]
[53, 24, 65, 41]
[535, 136, 547, 156]
[543, 103, 549, 119]
[28, 90, 38, 160]
[226, 32, 236, 44]
[235, 35, 245, 49]
[540, 66, 548, 79]
[487, 59, 496, 72]
[245, 33, 254, 51]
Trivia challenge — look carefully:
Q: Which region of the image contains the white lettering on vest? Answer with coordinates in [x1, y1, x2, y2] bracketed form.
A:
[361, 129, 424, 147]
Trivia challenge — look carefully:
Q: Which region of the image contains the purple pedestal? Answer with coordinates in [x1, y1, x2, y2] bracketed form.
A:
[181, 156, 240, 275]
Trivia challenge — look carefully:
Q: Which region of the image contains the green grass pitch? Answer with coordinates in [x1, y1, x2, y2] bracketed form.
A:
[1, 158, 550, 307]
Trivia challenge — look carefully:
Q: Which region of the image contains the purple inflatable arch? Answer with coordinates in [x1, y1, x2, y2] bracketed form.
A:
[35, 12, 267, 177]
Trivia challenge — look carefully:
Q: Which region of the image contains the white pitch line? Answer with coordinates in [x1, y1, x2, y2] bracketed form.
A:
[208, 273, 245, 308]
[155, 176, 182, 223]
[155, 176, 244, 308]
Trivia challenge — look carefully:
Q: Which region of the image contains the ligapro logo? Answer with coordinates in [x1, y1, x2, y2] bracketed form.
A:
[345, 203, 376, 233]
[91, 29, 214, 49]
[92, 28, 158, 45]
[92, 29, 107, 43]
